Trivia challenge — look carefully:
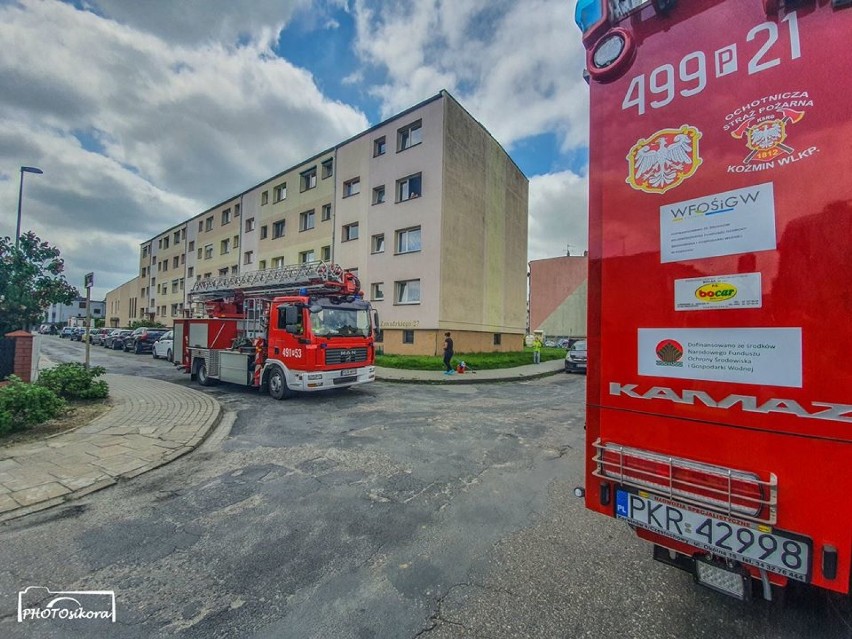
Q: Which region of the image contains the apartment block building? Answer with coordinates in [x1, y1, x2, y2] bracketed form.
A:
[123, 91, 528, 354]
[104, 277, 140, 328]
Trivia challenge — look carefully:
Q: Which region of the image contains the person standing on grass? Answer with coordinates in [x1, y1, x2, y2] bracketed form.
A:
[442, 332, 454, 374]
[532, 335, 543, 365]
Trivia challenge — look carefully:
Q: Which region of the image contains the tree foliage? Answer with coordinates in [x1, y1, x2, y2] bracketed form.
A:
[0, 232, 79, 334]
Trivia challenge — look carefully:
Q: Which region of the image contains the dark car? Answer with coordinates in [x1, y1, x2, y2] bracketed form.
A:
[69, 327, 86, 341]
[124, 327, 166, 354]
[104, 329, 133, 350]
[565, 339, 588, 374]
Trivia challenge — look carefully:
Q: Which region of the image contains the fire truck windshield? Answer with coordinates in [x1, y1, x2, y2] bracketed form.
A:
[310, 305, 370, 338]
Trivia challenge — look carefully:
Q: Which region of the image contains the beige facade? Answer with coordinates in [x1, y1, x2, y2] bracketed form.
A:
[104, 276, 140, 328]
[112, 91, 528, 354]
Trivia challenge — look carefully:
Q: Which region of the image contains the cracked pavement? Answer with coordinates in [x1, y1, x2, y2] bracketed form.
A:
[1, 339, 849, 638]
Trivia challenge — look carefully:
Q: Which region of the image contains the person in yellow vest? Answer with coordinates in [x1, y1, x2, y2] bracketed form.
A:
[532, 335, 543, 364]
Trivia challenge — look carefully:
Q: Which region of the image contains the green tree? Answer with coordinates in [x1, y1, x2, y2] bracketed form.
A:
[0, 232, 78, 333]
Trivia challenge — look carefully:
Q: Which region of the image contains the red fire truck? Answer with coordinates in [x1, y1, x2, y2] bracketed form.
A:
[576, 0, 851, 600]
[177, 261, 378, 398]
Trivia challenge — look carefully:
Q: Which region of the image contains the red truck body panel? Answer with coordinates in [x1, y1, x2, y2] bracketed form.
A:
[582, 0, 852, 594]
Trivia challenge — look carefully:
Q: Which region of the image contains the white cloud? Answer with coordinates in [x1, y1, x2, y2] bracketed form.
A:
[528, 171, 589, 262]
[0, 0, 369, 298]
[352, 0, 589, 151]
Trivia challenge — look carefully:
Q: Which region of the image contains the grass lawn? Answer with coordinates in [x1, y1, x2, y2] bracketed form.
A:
[375, 347, 565, 371]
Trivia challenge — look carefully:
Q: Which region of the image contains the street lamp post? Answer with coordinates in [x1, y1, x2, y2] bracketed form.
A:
[15, 166, 44, 250]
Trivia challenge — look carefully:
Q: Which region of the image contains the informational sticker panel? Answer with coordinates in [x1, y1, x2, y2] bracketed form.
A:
[638, 327, 802, 387]
[660, 182, 776, 263]
[674, 272, 762, 311]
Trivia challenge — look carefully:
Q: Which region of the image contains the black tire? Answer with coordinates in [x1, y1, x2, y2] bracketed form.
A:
[152, 349, 158, 359]
[268, 367, 294, 400]
[196, 360, 217, 387]
[166, 349, 173, 363]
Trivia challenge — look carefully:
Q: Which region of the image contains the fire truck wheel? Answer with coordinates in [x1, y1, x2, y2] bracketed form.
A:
[268, 367, 294, 400]
[195, 360, 217, 387]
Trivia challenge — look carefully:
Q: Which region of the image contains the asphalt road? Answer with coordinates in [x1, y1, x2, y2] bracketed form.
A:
[0, 337, 849, 638]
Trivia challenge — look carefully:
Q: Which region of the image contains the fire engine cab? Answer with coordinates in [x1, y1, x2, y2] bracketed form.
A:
[177, 261, 378, 399]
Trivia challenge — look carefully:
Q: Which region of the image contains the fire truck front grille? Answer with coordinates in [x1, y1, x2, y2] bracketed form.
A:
[592, 439, 777, 524]
[325, 347, 368, 365]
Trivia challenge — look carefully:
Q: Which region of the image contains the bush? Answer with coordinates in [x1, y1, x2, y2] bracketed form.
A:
[0, 376, 65, 433]
[36, 363, 110, 400]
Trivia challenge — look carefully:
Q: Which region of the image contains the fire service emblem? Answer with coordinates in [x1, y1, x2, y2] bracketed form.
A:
[626, 125, 702, 195]
[730, 108, 804, 164]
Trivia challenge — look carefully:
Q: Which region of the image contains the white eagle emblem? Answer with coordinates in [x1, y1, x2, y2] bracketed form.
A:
[626, 125, 703, 194]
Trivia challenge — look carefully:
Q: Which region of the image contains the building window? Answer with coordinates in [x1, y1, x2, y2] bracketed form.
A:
[142, 245, 149, 257]
[260, 225, 268, 240]
[371, 233, 385, 254]
[300, 167, 317, 191]
[374, 136, 386, 156]
[231, 265, 238, 274]
[321, 158, 333, 179]
[205, 216, 214, 231]
[272, 257, 285, 269]
[299, 250, 315, 263]
[493, 333, 502, 346]
[163, 237, 170, 249]
[321, 245, 331, 261]
[274, 182, 287, 202]
[188, 240, 195, 252]
[181, 253, 185, 264]
[245, 217, 255, 232]
[371, 282, 384, 301]
[218, 267, 229, 276]
[197, 247, 203, 259]
[372, 185, 385, 205]
[272, 220, 285, 239]
[398, 120, 422, 151]
[299, 209, 315, 231]
[233, 235, 239, 249]
[188, 267, 194, 277]
[395, 279, 421, 304]
[261, 190, 269, 205]
[204, 244, 213, 259]
[343, 177, 361, 198]
[162, 260, 168, 272]
[173, 231, 181, 243]
[220, 238, 230, 254]
[172, 256, 179, 269]
[244, 251, 254, 265]
[198, 220, 203, 233]
[402, 329, 415, 344]
[259, 260, 267, 270]
[321, 203, 332, 221]
[222, 208, 231, 225]
[397, 173, 422, 201]
[342, 222, 359, 242]
[396, 226, 421, 254]
[172, 279, 179, 294]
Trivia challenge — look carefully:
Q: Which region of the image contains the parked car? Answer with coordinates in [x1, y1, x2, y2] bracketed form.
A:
[565, 339, 588, 374]
[89, 328, 112, 345]
[69, 327, 86, 341]
[152, 330, 174, 362]
[59, 326, 74, 339]
[124, 327, 166, 354]
[104, 329, 133, 350]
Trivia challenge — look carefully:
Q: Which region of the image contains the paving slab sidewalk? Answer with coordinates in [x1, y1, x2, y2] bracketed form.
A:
[0, 374, 222, 523]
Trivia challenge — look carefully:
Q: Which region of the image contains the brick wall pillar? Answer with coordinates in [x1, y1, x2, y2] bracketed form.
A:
[5, 331, 34, 383]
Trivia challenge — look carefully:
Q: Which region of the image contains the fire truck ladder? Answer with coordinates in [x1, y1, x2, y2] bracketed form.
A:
[189, 261, 349, 302]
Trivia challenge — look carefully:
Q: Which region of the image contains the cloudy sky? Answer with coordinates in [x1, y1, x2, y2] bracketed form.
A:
[0, 0, 589, 300]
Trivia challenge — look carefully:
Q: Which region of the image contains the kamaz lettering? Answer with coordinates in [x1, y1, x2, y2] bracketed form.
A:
[609, 382, 852, 423]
